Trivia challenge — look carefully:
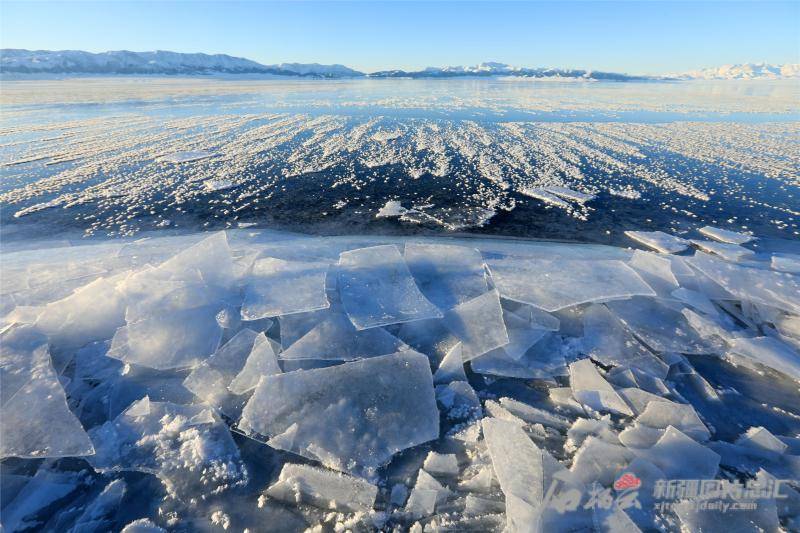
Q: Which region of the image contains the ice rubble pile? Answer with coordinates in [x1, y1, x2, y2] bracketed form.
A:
[1, 228, 800, 531]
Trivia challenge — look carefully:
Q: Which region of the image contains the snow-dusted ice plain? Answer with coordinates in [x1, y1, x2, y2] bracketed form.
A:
[1, 78, 798, 242]
[1, 78, 800, 532]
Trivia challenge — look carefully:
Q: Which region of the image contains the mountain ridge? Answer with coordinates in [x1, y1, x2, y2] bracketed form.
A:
[367, 62, 645, 80]
[1, 50, 797, 80]
[673, 62, 800, 80]
[0, 49, 364, 78]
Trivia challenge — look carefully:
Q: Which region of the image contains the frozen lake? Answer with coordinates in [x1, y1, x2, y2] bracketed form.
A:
[0, 77, 798, 244]
[1, 77, 800, 532]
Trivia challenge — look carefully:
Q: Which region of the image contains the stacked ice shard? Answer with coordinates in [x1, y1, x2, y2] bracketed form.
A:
[238, 351, 439, 477]
[1, 228, 799, 531]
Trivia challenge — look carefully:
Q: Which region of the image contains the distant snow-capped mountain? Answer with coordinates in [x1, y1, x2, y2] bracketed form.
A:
[675, 63, 800, 80]
[271, 62, 362, 77]
[0, 49, 365, 78]
[368, 62, 644, 81]
[3, 51, 797, 81]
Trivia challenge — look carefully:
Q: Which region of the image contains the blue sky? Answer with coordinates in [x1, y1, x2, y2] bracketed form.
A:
[1, 1, 798, 74]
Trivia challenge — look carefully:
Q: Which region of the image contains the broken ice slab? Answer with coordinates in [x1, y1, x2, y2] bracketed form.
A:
[396, 317, 461, 369]
[68, 478, 126, 532]
[727, 336, 800, 381]
[606, 297, 718, 354]
[423, 452, 459, 476]
[403, 242, 488, 310]
[671, 287, 718, 316]
[400, 203, 498, 230]
[415, 469, 451, 504]
[228, 332, 282, 394]
[617, 389, 672, 416]
[698, 225, 754, 245]
[241, 257, 330, 320]
[681, 308, 745, 346]
[567, 416, 620, 450]
[628, 250, 679, 297]
[1, 305, 43, 330]
[498, 397, 571, 430]
[239, 351, 439, 477]
[265, 463, 378, 512]
[458, 463, 494, 492]
[152, 231, 237, 290]
[121, 279, 213, 324]
[279, 307, 333, 349]
[708, 439, 795, 479]
[337, 245, 443, 330]
[771, 253, 800, 274]
[1, 324, 48, 404]
[487, 258, 655, 312]
[72, 340, 123, 383]
[464, 495, 505, 516]
[5, 255, 107, 299]
[688, 251, 800, 315]
[608, 367, 670, 395]
[582, 304, 669, 379]
[107, 303, 223, 370]
[543, 186, 595, 203]
[481, 418, 544, 532]
[774, 314, 800, 345]
[433, 342, 468, 384]
[618, 423, 665, 449]
[1, 467, 84, 532]
[89, 397, 247, 501]
[0, 341, 94, 459]
[159, 150, 216, 163]
[471, 332, 567, 379]
[520, 187, 570, 208]
[736, 426, 789, 455]
[485, 399, 527, 426]
[635, 401, 710, 441]
[744, 301, 786, 325]
[405, 469, 451, 517]
[668, 256, 733, 300]
[506, 302, 561, 331]
[279, 310, 407, 361]
[183, 328, 259, 413]
[570, 437, 634, 487]
[690, 239, 755, 263]
[569, 359, 634, 417]
[442, 289, 509, 361]
[636, 426, 720, 480]
[548, 386, 586, 415]
[436, 380, 482, 420]
[624, 230, 689, 254]
[34, 274, 127, 349]
[500, 306, 551, 361]
[404, 487, 437, 519]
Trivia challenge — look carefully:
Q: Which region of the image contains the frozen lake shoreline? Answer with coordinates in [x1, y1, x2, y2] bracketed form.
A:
[1, 227, 799, 531]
